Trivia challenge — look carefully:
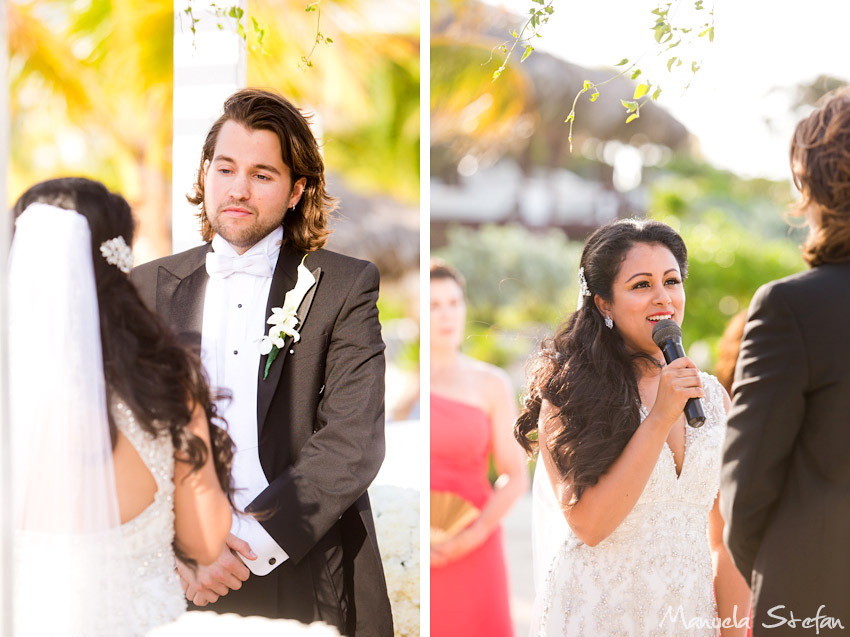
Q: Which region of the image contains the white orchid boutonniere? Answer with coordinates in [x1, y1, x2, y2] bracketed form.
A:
[259, 254, 316, 380]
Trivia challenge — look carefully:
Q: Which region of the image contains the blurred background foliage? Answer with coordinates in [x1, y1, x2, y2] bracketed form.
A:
[434, 162, 807, 381]
[431, 0, 817, 387]
[7, 0, 419, 254]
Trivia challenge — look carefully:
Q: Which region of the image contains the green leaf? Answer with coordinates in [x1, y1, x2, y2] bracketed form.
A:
[564, 112, 575, 123]
[667, 56, 677, 71]
[521, 45, 534, 62]
[620, 99, 638, 113]
[700, 26, 715, 41]
[583, 80, 591, 91]
[634, 83, 650, 99]
[492, 68, 504, 81]
[325, 36, 333, 43]
[616, 58, 629, 66]
[626, 113, 639, 124]
[652, 87, 662, 101]
[590, 90, 600, 102]
[263, 346, 280, 380]
[512, 29, 518, 38]
[631, 69, 642, 80]
[691, 61, 700, 73]
[694, 0, 704, 8]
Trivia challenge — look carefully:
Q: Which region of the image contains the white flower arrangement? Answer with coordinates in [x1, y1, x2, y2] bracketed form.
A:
[99, 236, 133, 273]
[259, 254, 316, 380]
[148, 611, 340, 636]
[368, 484, 420, 637]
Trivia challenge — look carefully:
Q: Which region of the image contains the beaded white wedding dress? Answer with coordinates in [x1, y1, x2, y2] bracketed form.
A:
[113, 398, 187, 634]
[533, 372, 726, 637]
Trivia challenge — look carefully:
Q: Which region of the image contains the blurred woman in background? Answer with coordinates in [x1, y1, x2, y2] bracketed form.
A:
[430, 259, 529, 637]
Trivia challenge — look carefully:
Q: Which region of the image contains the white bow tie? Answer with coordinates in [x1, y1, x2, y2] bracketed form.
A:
[206, 251, 273, 279]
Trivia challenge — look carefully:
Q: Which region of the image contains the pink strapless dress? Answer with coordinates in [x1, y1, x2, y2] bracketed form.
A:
[430, 393, 513, 637]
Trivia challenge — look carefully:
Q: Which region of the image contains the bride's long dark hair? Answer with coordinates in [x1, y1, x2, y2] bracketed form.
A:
[13, 178, 235, 507]
[514, 218, 688, 505]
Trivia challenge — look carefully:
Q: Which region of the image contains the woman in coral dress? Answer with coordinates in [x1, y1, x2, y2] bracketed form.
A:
[430, 260, 529, 637]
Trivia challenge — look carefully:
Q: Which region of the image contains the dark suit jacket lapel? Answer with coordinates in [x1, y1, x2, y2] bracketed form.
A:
[157, 245, 211, 354]
[257, 246, 322, 433]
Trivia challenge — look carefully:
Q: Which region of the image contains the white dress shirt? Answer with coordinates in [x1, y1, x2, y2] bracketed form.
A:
[201, 226, 288, 576]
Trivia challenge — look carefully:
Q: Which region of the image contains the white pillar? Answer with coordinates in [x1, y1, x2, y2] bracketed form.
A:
[173, 1, 246, 253]
[0, 4, 11, 635]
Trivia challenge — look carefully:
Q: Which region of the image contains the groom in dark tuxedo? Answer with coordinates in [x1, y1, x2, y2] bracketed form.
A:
[720, 90, 850, 634]
[132, 88, 393, 636]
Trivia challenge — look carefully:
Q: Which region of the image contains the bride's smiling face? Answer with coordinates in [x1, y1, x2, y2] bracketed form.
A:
[595, 241, 685, 358]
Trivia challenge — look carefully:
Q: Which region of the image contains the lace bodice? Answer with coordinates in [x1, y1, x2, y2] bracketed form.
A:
[113, 399, 185, 635]
[536, 372, 726, 636]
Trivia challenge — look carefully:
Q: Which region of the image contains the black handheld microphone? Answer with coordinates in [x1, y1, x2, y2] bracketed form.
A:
[651, 319, 706, 428]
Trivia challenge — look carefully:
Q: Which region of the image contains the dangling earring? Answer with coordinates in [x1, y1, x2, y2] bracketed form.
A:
[605, 315, 614, 329]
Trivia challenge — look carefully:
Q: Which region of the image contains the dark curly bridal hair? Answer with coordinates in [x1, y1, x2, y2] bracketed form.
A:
[13, 177, 235, 521]
[514, 218, 688, 505]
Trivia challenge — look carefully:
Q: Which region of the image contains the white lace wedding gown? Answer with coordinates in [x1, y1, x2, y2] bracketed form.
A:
[113, 398, 187, 635]
[534, 372, 726, 637]
[13, 398, 186, 637]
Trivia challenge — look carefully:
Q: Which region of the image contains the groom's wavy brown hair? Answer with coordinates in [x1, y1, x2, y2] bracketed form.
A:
[187, 87, 337, 251]
[790, 87, 850, 267]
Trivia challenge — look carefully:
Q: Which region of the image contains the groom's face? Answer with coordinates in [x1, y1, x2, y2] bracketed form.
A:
[203, 120, 306, 254]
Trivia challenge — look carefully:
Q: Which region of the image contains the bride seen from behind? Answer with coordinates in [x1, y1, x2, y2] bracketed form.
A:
[515, 219, 750, 636]
[10, 177, 235, 636]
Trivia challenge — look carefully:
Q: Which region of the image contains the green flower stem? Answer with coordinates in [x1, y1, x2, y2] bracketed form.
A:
[263, 345, 280, 381]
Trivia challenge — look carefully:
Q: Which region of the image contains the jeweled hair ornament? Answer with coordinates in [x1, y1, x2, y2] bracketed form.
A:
[99, 236, 133, 274]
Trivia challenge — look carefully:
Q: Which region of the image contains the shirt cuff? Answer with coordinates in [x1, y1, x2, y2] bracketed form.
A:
[231, 511, 289, 576]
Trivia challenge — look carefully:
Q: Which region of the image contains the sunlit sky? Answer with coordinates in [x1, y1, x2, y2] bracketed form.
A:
[481, 0, 850, 181]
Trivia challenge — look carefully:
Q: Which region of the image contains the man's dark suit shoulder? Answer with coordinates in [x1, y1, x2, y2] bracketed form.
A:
[306, 247, 379, 281]
[130, 243, 210, 310]
[750, 260, 850, 314]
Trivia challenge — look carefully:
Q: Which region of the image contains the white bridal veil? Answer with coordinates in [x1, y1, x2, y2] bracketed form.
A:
[10, 203, 131, 635]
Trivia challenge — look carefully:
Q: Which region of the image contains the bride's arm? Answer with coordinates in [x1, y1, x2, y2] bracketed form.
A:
[173, 404, 232, 565]
[709, 497, 750, 635]
[709, 389, 750, 636]
[539, 357, 703, 547]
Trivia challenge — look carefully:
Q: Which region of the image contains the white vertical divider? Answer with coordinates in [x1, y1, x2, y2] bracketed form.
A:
[173, 1, 246, 254]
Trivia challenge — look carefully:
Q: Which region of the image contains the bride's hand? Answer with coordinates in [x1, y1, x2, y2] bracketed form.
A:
[649, 356, 704, 429]
[177, 533, 253, 606]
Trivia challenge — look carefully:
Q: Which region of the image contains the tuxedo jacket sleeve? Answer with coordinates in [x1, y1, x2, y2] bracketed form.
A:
[720, 280, 808, 585]
[247, 252, 386, 565]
